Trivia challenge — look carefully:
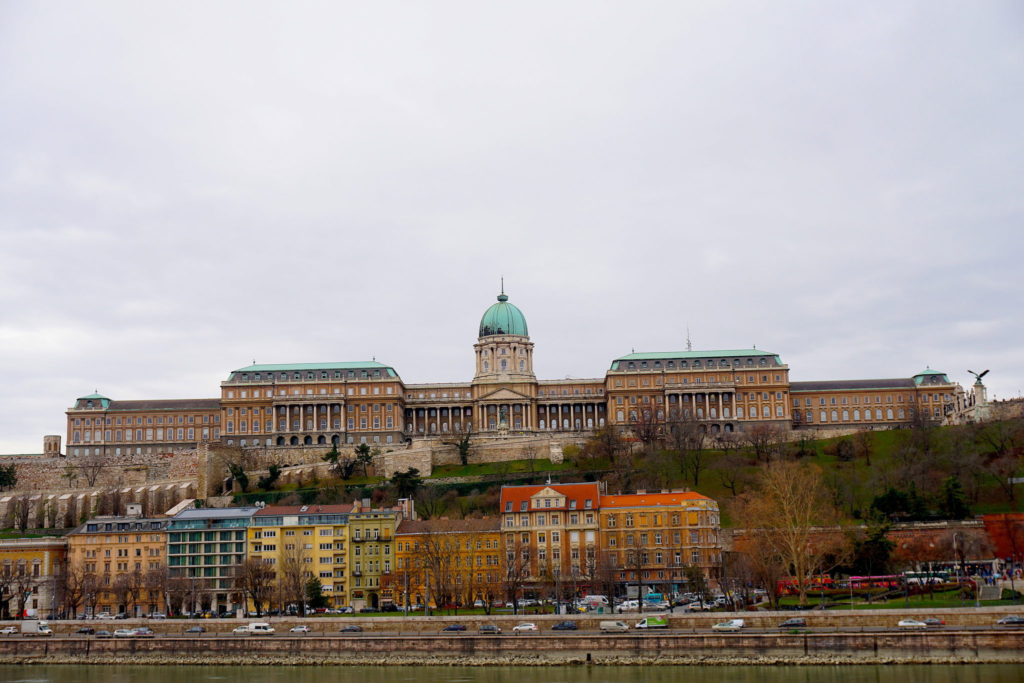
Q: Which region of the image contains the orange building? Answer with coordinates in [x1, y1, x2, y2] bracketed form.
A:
[599, 490, 722, 593]
[392, 517, 501, 609]
[65, 510, 169, 616]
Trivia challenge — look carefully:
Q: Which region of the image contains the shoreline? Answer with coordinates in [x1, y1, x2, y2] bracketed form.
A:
[2, 653, 1024, 666]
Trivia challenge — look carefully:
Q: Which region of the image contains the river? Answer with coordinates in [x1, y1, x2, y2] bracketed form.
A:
[0, 665, 1021, 683]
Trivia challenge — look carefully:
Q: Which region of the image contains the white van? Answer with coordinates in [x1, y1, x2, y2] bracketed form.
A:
[245, 622, 275, 635]
[599, 620, 629, 632]
[582, 595, 610, 608]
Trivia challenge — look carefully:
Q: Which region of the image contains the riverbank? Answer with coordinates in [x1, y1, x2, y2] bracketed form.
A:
[0, 630, 1022, 665]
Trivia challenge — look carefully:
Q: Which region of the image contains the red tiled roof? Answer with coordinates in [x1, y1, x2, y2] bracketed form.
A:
[499, 482, 601, 512]
[601, 492, 712, 508]
[254, 504, 355, 517]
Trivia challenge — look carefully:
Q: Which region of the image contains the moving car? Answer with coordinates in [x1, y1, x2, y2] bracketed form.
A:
[0, 626, 18, 636]
[113, 629, 135, 638]
[512, 623, 538, 633]
[599, 620, 629, 633]
[339, 625, 364, 633]
[996, 615, 1024, 625]
[712, 619, 744, 632]
[897, 619, 928, 629]
[75, 627, 96, 635]
[289, 625, 311, 633]
[441, 624, 467, 632]
[778, 618, 807, 629]
[635, 616, 668, 629]
[551, 621, 578, 631]
[132, 627, 155, 638]
[479, 624, 502, 634]
[95, 630, 112, 638]
[184, 626, 206, 634]
[923, 618, 945, 627]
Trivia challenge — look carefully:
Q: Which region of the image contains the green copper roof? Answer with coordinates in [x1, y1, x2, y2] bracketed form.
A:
[479, 293, 529, 338]
[231, 361, 397, 377]
[610, 349, 781, 371]
[76, 392, 111, 409]
[913, 368, 949, 385]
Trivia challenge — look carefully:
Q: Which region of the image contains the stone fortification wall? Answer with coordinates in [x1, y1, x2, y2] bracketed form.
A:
[380, 435, 582, 478]
[0, 480, 197, 529]
[4, 451, 198, 493]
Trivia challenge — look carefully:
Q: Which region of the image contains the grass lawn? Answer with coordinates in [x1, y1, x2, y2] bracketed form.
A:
[780, 589, 1022, 610]
[431, 459, 577, 479]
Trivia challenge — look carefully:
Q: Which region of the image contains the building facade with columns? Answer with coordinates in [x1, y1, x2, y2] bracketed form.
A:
[64, 290, 961, 453]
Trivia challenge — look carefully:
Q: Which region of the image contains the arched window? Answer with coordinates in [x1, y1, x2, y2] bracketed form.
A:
[842, 410, 849, 421]
[483, 361, 489, 371]
[519, 360, 525, 371]
[820, 410, 827, 422]
[500, 360, 507, 370]
[886, 408, 894, 420]
[853, 409, 861, 421]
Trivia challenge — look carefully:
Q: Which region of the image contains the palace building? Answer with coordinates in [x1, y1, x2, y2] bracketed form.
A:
[63, 290, 960, 456]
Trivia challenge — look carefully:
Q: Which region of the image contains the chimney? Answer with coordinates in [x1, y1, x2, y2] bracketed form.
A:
[126, 503, 142, 518]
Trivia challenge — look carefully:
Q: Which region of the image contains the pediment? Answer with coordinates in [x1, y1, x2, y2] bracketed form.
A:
[478, 387, 531, 402]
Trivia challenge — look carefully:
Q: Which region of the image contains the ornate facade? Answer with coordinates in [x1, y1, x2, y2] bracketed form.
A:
[64, 290, 961, 456]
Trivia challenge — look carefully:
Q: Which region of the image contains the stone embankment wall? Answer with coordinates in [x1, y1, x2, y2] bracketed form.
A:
[0, 628, 1021, 665]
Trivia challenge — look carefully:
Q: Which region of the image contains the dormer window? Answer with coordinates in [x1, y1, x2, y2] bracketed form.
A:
[584, 499, 593, 509]
[505, 502, 512, 512]
[520, 501, 528, 512]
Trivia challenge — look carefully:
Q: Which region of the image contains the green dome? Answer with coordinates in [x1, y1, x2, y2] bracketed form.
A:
[479, 293, 529, 338]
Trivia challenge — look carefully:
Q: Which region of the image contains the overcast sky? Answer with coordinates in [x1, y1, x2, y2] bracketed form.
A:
[1, 1, 1022, 453]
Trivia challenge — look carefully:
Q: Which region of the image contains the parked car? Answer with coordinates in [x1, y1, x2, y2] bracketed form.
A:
[473, 600, 486, 608]
[358, 607, 377, 614]
[551, 621, 578, 631]
[686, 602, 713, 612]
[95, 612, 113, 620]
[340, 625, 364, 633]
[512, 622, 538, 633]
[338, 606, 354, 614]
[479, 624, 502, 634]
[897, 619, 928, 629]
[290, 625, 311, 633]
[712, 619, 744, 632]
[441, 624, 467, 632]
[94, 630, 112, 638]
[184, 626, 206, 634]
[996, 615, 1024, 625]
[147, 612, 167, 619]
[778, 618, 807, 629]
[75, 627, 96, 635]
[0, 627, 18, 636]
[923, 618, 945, 627]
[113, 629, 135, 638]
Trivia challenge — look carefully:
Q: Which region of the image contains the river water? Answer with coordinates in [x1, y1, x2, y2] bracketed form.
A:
[0, 665, 1020, 683]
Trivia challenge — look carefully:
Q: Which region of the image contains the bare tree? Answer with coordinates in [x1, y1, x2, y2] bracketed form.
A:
[11, 566, 37, 618]
[744, 424, 787, 464]
[733, 461, 851, 605]
[279, 543, 309, 615]
[712, 451, 751, 497]
[629, 405, 663, 450]
[144, 567, 168, 615]
[666, 409, 709, 486]
[112, 569, 143, 616]
[501, 534, 531, 614]
[9, 496, 32, 532]
[78, 454, 107, 487]
[59, 563, 88, 618]
[234, 558, 275, 617]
